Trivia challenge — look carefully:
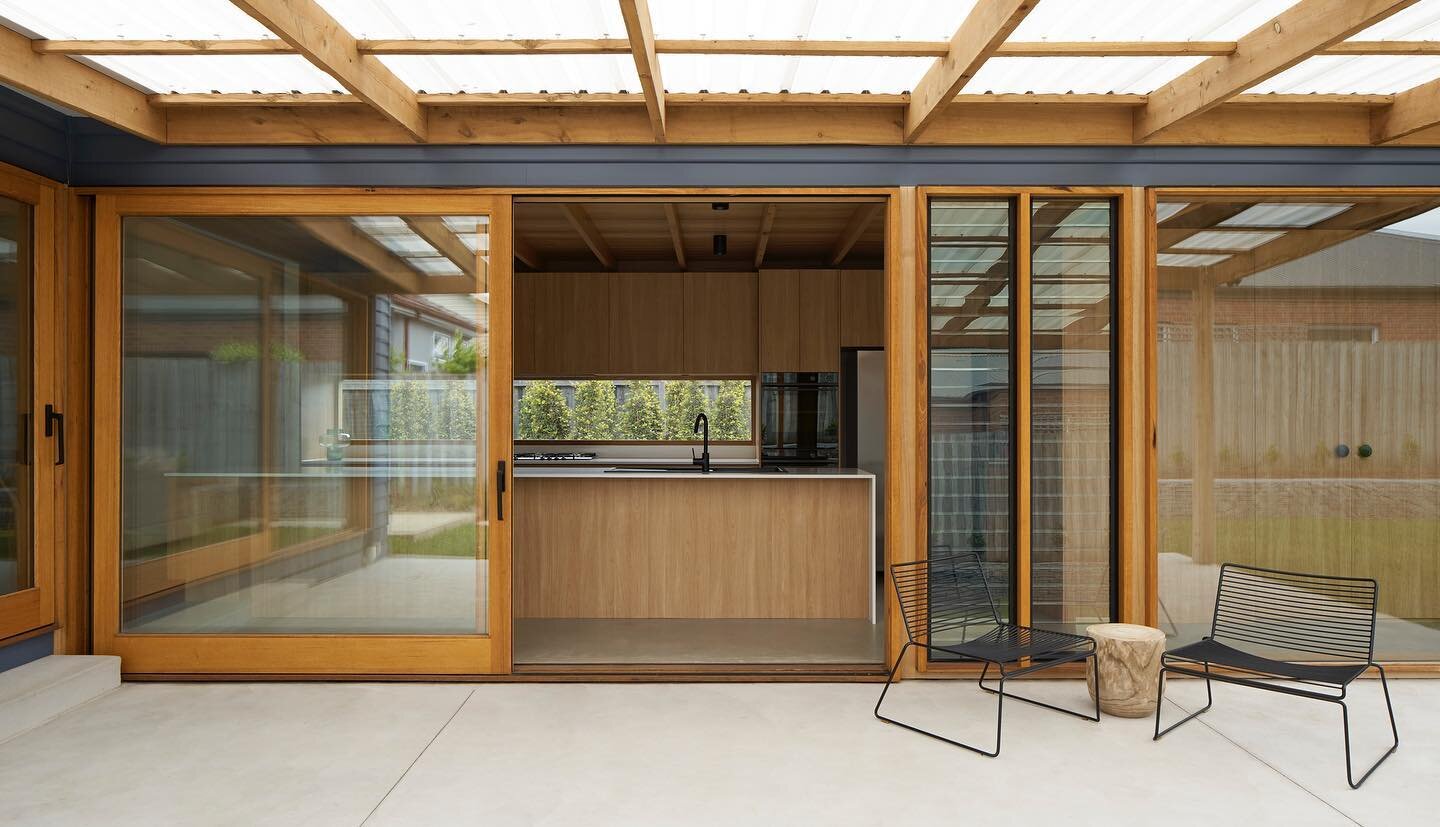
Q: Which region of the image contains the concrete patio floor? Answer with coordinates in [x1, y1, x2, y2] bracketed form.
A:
[0, 677, 1435, 826]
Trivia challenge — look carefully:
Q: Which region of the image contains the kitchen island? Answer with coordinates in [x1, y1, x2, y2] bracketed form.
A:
[513, 467, 875, 621]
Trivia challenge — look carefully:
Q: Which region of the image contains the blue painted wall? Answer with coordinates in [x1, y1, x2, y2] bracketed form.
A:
[0, 632, 53, 674]
[0, 87, 69, 183]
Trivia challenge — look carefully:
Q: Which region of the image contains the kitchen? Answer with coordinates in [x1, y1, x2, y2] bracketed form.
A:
[507, 197, 888, 669]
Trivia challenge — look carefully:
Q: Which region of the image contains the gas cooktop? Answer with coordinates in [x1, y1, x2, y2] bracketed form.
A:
[515, 452, 598, 461]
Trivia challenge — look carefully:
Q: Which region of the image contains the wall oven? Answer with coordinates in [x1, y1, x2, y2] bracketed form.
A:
[760, 372, 839, 467]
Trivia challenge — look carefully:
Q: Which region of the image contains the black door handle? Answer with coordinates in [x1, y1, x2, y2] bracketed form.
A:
[496, 459, 506, 521]
[44, 404, 63, 466]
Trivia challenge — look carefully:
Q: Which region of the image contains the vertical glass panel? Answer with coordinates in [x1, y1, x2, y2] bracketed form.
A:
[119, 214, 490, 635]
[1156, 195, 1440, 660]
[1031, 199, 1115, 634]
[929, 199, 1014, 639]
[0, 196, 32, 597]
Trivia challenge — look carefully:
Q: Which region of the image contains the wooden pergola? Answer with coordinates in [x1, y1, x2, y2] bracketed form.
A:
[3, 0, 1440, 145]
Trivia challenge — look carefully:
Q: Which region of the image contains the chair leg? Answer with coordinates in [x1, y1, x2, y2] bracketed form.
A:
[1340, 664, 1400, 789]
[874, 643, 1003, 757]
[1153, 662, 1214, 740]
[978, 656, 1102, 723]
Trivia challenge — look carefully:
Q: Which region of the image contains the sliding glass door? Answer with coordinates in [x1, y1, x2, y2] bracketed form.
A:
[925, 192, 1118, 659]
[93, 193, 513, 676]
[0, 167, 59, 643]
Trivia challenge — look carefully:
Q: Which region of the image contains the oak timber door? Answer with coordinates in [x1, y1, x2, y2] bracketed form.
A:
[0, 165, 61, 644]
[92, 192, 513, 676]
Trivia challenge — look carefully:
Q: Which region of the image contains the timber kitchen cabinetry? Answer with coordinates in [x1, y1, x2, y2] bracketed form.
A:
[760, 269, 882, 372]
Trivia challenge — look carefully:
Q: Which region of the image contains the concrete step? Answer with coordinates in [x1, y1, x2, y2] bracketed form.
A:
[0, 655, 121, 744]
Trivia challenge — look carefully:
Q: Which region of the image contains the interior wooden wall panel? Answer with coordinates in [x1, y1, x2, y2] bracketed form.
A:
[840, 270, 885, 348]
[608, 273, 686, 374]
[683, 272, 757, 374]
[797, 270, 841, 372]
[513, 477, 872, 618]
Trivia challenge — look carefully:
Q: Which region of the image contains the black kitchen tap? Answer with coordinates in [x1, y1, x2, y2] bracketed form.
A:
[693, 412, 711, 473]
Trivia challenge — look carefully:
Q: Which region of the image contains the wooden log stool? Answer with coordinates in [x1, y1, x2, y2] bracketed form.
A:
[1085, 623, 1167, 717]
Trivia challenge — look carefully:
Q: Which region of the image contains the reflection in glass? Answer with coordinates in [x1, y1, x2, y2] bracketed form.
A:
[512, 378, 753, 442]
[0, 196, 32, 597]
[1156, 196, 1440, 660]
[120, 214, 490, 634]
[928, 199, 1014, 640]
[1030, 199, 1115, 634]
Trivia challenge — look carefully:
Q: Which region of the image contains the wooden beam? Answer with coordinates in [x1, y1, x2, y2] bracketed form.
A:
[513, 234, 544, 271]
[293, 218, 423, 295]
[753, 204, 777, 268]
[159, 100, 1440, 145]
[663, 203, 687, 270]
[403, 217, 476, 279]
[35, 36, 1440, 59]
[228, 0, 427, 141]
[618, 0, 666, 141]
[561, 204, 616, 269]
[1323, 40, 1440, 55]
[1373, 76, 1440, 143]
[0, 25, 165, 141]
[829, 203, 884, 266]
[1135, 0, 1423, 142]
[905, 0, 1037, 142]
[33, 38, 290, 55]
[362, 38, 629, 55]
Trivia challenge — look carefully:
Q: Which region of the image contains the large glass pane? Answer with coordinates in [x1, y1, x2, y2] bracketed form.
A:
[929, 199, 1014, 642]
[1156, 195, 1440, 660]
[1030, 199, 1115, 634]
[119, 214, 490, 634]
[0, 195, 32, 597]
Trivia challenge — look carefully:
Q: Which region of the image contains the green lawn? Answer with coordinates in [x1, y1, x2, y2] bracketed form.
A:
[389, 523, 478, 558]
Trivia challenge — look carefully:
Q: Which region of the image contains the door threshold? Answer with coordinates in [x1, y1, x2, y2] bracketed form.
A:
[512, 662, 887, 681]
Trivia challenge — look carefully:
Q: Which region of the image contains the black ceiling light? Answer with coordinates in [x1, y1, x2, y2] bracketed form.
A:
[713, 233, 728, 256]
[711, 202, 729, 211]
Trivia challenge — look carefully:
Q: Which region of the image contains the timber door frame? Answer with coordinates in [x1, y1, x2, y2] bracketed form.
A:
[909, 187, 1145, 676]
[0, 162, 62, 645]
[91, 190, 513, 677]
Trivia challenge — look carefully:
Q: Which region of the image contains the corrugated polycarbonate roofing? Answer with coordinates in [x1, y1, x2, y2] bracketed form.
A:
[648, 0, 978, 41]
[380, 55, 640, 94]
[4, 0, 1440, 98]
[316, 0, 628, 39]
[88, 55, 344, 95]
[660, 55, 934, 94]
[1008, 0, 1299, 42]
[0, 0, 275, 39]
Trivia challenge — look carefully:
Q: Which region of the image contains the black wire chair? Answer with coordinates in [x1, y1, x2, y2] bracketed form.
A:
[874, 550, 1100, 757]
[1153, 563, 1399, 789]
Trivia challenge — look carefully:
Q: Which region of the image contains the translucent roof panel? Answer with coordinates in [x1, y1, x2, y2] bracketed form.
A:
[0, 0, 275, 39]
[1172, 230, 1285, 251]
[1247, 56, 1440, 94]
[1347, 2, 1440, 41]
[1008, 0, 1299, 42]
[1218, 203, 1353, 228]
[660, 55, 933, 94]
[90, 56, 343, 95]
[1158, 253, 1232, 267]
[315, 0, 627, 40]
[1155, 203, 1190, 223]
[379, 55, 640, 94]
[649, 0, 977, 41]
[962, 57, 1206, 95]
